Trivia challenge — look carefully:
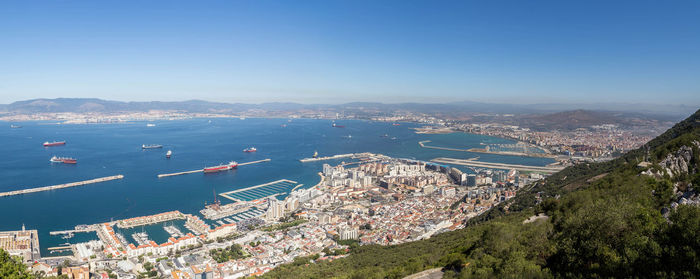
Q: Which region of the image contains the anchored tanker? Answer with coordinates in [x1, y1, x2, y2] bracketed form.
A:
[50, 156, 77, 164]
[203, 161, 238, 173]
[142, 144, 163, 149]
[44, 141, 66, 147]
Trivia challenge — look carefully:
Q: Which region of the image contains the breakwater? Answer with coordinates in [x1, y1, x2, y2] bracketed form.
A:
[0, 175, 124, 198]
[157, 159, 271, 178]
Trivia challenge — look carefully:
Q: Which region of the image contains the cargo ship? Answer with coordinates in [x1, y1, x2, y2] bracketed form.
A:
[44, 141, 66, 147]
[243, 147, 257, 152]
[166, 150, 172, 158]
[142, 144, 163, 149]
[332, 123, 345, 128]
[203, 161, 238, 173]
[50, 156, 77, 164]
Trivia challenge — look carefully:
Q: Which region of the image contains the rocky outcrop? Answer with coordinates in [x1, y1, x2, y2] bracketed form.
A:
[648, 141, 700, 218]
[658, 143, 698, 177]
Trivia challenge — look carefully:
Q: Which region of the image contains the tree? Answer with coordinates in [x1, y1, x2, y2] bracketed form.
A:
[0, 249, 32, 279]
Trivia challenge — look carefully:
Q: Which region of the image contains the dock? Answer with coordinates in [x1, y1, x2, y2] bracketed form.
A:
[299, 152, 372, 163]
[430, 157, 566, 174]
[47, 246, 72, 251]
[49, 227, 95, 236]
[117, 210, 185, 229]
[157, 158, 271, 178]
[0, 175, 124, 198]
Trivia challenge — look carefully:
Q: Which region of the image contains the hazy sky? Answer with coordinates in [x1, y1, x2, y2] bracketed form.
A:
[1, 1, 699, 105]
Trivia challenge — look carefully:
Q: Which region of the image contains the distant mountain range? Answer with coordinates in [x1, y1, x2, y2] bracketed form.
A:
[0, 98, 694, 121]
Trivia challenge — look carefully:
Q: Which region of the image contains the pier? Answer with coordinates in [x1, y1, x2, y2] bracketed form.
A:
[430, 157, 566, 174]
[299, 152, 372, 163]
[157, 158, 271, 178]
[0, 175, 124, 198]
[47, 246, 72, 251]
[49, 227, 96, 236]
[117, 210, 185, 229]
[219, 179, 299, 201]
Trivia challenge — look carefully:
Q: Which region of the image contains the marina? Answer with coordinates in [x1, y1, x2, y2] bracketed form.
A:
[200, 201, 258, 220]
[0, 175, 124, 198]
[132, 232, 151, 246]
[219, 179, 300, 202]
[163, 225, 184, 238]
[157, 158, 271, 178]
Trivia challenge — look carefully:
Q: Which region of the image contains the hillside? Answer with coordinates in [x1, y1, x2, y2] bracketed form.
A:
[263, 109, 700, 278]
[0, 99, 691, 121]
[519, 109, 623, 131]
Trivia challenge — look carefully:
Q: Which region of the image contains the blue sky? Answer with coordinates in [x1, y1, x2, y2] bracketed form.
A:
[1, 0, 699, 105]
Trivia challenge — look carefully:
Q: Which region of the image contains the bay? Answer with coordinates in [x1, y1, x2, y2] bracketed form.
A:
[0, 118, 553, 256]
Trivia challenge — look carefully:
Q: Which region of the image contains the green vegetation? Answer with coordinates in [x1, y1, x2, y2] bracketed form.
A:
[264, 109, 700, 279]
[209, 244, 246, 263]
[216, 234, 239, 243]
[0, 249, 32, 279]
[261, 219, 308, 232]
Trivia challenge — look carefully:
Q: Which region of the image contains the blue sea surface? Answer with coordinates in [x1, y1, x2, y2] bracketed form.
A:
[0, 118, 553, 256]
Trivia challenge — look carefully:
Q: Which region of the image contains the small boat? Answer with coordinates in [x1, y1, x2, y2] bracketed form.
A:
[332, 123, 345, 128]
[10, 125, 22, 128]
[166, 150, 172, 158]
[344, 134, 352, 139]
[44, 141, 66, 147]
[392, 123, 401, 126]
[146, 123, 156, 127]
[313, 151, 318, 158]
[391, 137, 398, 140]
[142, 144, 163, 149]
[281, 124, 287, 128]
[381, 134, 389, 138]
[50, 156, 77, 164]
[243, 147, 257, 153]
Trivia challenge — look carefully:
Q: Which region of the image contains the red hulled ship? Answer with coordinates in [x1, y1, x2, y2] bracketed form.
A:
[43, 141, 66, 147]
[203, 161, 238, 173]
[50, 156, 77, 164]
